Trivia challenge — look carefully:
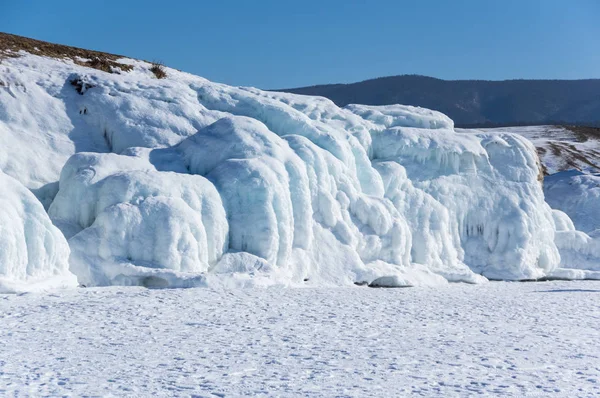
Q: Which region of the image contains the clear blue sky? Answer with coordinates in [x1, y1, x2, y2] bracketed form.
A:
[2, 0, 599, 88]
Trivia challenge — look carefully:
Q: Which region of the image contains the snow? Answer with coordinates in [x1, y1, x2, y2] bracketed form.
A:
[370, 128, 559, 281]
[1, 281, 600, 396]
[345, 103, 455, 130]
[1, 44, 600, 397]
[520, 135, 600, 278]
[47, 150, 228, 287]
[541, 172, 600, 276]
[544, 170, 600, 234]
[0, 171, 76, 293]
[458, 125, 600, 175]
[547, 208, 600, 277]
[1, 52, 598, 289]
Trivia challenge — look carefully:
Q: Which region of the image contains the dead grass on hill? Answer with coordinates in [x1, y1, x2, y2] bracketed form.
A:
[0, 31, 133, 73]
[546, 140, 600, 173]
[561, 125, 600, 143]
[150, 61, 167, 79]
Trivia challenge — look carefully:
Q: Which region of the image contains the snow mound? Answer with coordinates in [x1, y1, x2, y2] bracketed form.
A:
[0, 171, 76, 292]
[1, 51, 596, 288]
[548, 209, 600, 277]
[543, 172, 600, 277]
[544, 170, 600, 234]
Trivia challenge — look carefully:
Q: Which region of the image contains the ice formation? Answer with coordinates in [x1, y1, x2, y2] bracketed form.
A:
[544, 170, 600, 234]
[548, 209, 600, 280]
[0, 52, 598, 289]
[0, 170, 76, 292]
[541, 172, 600, 280]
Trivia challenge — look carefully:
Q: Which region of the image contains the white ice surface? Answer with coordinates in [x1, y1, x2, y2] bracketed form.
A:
[452, 127, 600, 278]
[345, 103, 454, 130]
[549, 208, 600, 275]
[544, 170, 600, 234]
[0, 53, 595, 288]
[1, 281, 599, 397]
[0, 171, 76, 293]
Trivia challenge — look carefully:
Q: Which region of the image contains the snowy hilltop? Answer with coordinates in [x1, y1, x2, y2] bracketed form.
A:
[1, 33, 600, 292]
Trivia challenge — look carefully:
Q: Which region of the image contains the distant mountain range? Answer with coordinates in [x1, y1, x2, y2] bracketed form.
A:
[279, 75, 600, 128]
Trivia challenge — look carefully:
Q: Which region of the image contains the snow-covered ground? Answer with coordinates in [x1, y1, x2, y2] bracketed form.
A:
[544, 170, 600, 234]
[1, 36, 600, 397]
[1, 281, 600, 397]
[458, 125, 600, 175]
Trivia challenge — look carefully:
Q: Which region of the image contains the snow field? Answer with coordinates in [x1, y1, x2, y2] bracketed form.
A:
[1, 281, 599, 397]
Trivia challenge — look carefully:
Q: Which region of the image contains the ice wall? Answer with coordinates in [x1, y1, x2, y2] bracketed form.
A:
[0, 52, 591, 289]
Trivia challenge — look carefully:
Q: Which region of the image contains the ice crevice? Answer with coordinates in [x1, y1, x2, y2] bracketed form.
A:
[0, 53, 598, 291]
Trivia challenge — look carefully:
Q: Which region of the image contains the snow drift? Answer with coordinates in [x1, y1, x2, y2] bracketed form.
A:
[0, 50, 596, 289]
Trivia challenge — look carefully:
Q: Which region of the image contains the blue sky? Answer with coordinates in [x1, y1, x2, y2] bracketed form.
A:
[2, 0, 599, 88]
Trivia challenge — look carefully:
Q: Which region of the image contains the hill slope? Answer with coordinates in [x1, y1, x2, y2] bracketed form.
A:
[280, 75, 600, 127]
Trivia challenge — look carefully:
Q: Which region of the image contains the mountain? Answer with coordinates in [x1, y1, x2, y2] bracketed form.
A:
[279, 75, 600, 127]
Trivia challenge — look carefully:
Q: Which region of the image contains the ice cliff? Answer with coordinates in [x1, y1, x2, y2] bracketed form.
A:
[0, 52, 597, 291]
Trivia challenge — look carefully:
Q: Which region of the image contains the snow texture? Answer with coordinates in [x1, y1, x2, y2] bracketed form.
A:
[0, 52, 597, 289]
[1, 281, 600, 396]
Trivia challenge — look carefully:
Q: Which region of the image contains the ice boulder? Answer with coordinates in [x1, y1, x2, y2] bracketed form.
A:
[177, 116, 449, 286]
[0, 171, 76, 292]
[49, 150, 228, 287]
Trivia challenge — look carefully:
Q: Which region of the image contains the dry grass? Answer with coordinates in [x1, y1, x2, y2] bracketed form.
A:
[547, 141, 600, 172]
[562, 125, 600, 143]
[0, 31, 133, 73]
[150, 61, 167, 79]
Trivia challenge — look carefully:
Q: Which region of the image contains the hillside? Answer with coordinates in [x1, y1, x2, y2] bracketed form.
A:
[0, 32, 135, 73]
[280, 75, 600, 127]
